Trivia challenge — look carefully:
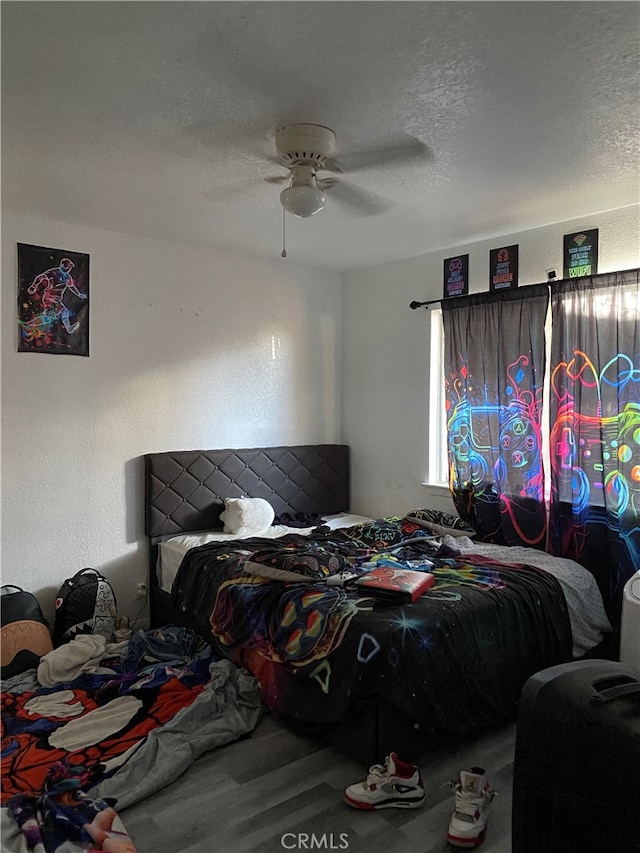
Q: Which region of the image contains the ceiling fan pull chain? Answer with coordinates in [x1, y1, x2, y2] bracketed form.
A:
[281, 206, 287, 258]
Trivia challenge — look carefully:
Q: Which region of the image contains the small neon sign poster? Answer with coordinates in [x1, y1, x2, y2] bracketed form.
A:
[489, 245, 519, 292]
[563, 229, 598, 279]
[443, 254, 469, 299]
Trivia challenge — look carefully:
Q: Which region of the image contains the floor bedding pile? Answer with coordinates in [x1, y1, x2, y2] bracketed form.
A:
[1, 626, 263, 853]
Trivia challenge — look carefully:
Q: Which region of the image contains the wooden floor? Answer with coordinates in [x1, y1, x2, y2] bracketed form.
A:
[122, 712, 516, 853]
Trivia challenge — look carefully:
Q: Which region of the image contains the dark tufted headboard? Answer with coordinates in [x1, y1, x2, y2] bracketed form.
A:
[143, 444, 349, 631]
[144, 444, 350, 541]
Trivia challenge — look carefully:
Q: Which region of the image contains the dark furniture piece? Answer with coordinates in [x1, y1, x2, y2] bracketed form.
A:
[145, 444, 350, 633]
[512, 659, 640, 852]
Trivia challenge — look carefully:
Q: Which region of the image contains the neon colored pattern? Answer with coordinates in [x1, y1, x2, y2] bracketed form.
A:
[549, 348, 640, 589]
[445, 354, 546, 545]
[173, 519, 572, 735]
[210, 576, 359, 665]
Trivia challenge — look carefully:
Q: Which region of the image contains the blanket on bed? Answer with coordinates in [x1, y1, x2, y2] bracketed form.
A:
[1, 626, 264, 853]
[171, 518, 573, 740]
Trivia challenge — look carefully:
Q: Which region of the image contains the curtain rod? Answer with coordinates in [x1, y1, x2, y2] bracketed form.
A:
[409, 268, 640, 310]
[409, 276, 556, 310]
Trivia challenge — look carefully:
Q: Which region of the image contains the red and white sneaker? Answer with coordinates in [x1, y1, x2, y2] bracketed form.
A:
[344, 752, 425, 810]
[447, 766, 495, 848]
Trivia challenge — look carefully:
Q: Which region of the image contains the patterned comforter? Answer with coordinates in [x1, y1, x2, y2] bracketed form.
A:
[171, 518, 574, 739]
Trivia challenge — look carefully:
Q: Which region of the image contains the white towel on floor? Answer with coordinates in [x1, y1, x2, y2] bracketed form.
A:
[37, 635, 125, 687]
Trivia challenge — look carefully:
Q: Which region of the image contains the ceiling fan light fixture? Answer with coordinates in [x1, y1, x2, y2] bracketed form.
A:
[279, 185, 326, 218]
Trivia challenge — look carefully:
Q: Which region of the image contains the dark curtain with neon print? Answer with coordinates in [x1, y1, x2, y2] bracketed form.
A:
[548, 269, 640, 626]
[442, 285, 549, 547]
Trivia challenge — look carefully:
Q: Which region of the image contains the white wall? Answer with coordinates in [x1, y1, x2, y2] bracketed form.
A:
[3, 205, 639, 623]
[1, 213, 342, 623]
[342, 204, 640, 518]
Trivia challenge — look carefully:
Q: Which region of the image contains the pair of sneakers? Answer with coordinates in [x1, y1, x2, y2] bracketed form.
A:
[344, 754, 494, 849]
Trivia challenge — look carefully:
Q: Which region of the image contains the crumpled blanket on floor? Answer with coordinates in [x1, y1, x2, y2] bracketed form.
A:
[37, 635, 128, 687]
[8, 762, 137, 853]
[89, 660, 262, 810]
[1, 626, 264, 853]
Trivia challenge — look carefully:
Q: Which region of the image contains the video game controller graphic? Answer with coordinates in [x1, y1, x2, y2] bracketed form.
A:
[448, 401, 542, 497]
[551, 402, 640, 518]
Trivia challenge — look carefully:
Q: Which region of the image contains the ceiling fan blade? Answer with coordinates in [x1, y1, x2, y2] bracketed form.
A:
[322, 178, 392, 217]
[264, 174, 289, 184]
[325, 135, 430, 174]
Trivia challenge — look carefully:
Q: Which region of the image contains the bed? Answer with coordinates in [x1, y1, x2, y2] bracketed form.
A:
[144, 444, 612, 765]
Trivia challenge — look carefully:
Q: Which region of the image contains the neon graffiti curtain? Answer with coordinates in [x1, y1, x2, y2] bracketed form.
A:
[548, 269, 640, 624]
[442, 285, 549, 547]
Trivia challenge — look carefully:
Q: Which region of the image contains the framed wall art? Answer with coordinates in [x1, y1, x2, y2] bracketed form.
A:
[563, 229, 598, 279]
[489, 244, 519, 291]
[17, 243, 90, 356]
[443, 254, 469, 299]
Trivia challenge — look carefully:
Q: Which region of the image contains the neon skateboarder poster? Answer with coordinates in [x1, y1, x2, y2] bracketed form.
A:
[17, 243, 89, 356]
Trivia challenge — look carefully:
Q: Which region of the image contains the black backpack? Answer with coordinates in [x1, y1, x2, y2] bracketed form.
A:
[52, 568, 117, 647]
[1, 585, 53, 678]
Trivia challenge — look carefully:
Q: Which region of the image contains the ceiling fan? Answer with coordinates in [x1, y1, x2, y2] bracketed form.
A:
[265, 123, 429, 218]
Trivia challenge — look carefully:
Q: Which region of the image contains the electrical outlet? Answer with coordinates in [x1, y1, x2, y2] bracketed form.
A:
[136, 581, 147, 598]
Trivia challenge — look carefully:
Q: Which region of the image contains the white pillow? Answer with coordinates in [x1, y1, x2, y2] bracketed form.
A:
[219, 497, 275, 536]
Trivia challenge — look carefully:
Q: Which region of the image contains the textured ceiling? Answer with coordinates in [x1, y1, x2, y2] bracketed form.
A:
[2, 1, 639, 271]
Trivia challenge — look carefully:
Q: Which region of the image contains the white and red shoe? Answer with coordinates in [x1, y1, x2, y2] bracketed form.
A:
[447, 766, 495, 848]
[344, 752, 425, 810]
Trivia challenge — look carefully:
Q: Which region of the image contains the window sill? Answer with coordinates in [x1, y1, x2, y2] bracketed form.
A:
[421, 483, 450, 496]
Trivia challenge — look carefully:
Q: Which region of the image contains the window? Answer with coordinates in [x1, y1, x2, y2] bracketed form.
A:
[428, 307, 448, 486]
[428, 302, 554, 496]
